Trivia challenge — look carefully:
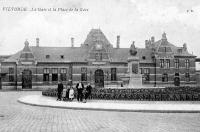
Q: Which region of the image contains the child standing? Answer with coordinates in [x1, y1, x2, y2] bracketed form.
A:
[69, 87, 74, 101]
[62, 88, 67, 101]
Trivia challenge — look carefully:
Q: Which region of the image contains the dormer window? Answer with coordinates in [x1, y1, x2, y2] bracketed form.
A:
[60, 55, 64, 59]
[178, 49, 182, 53]
[46, 55, 50, 59]
[142, 56, 146, 60]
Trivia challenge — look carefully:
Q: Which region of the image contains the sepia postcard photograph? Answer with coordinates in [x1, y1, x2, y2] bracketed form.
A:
[1, 0, 200, 131]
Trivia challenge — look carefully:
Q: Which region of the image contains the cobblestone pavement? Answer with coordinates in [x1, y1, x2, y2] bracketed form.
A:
[1, 91, 200, 132]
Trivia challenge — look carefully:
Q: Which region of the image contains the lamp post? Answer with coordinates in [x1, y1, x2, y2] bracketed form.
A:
[15, 61, 18, 90]
[0, 62, 1, 90]
[154, 57, 157, 87]
[106, 71, 109, 87]
[90, 71, 92, 84]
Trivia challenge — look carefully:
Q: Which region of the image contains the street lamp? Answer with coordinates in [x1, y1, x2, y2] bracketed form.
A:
[0, 62, 1, 89]
[90, 71, 92, 84]
[106, 71, 109, 87]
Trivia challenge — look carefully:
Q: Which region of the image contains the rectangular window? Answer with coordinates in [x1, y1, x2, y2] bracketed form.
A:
[185, 72, 190, 82]
[60, 68, 67, 81]
[143, 68, 150, 81]
[69, 65, 73, 81]
[100, 53, 103, 60]
[185, 59, 190, 69]
[162, 73, 168, 82]
[111, 68, 117, 81]
[43, 68, 50, 81]
[174, 59, 179, 69]
[81, 67, 87, 81]
[52, 68, 58, 81]
[166, 59, 170, 69]
[140, 68, 143, 74]
[160, 59, 164, 68]
[8, 67, 14, 82]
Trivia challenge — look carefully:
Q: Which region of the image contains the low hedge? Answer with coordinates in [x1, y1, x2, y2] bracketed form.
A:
[42, 86, 200, 101]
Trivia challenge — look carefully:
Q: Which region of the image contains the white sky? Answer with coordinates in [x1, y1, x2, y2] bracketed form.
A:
[0, 0, 200, 59]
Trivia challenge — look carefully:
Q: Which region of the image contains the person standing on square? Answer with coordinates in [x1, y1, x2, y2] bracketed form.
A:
[57, 80, 63, 101]
[69, 87, 74, 101]
[76, 81, 84, 102]
[85, 83, 92, 102]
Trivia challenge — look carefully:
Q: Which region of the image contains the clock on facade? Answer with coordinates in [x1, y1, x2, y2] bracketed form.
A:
[95, 43, 102, 50]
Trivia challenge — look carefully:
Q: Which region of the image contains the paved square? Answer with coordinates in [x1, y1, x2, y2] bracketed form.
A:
[1, 91, 200, 132]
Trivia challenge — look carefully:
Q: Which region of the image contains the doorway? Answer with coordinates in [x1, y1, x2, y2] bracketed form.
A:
[95, 69, 104, 88]
[22, 69, 32, 89]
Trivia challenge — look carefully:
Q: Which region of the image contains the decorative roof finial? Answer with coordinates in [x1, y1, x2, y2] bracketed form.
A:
[24, 39, 29, 46]
[162, 32, 167, 40]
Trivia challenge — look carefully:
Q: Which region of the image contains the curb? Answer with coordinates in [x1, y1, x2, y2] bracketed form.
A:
[17, 98, 200, 113]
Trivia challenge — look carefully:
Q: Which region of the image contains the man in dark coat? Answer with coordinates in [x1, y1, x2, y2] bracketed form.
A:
[76, 81, 84, 102]
[57, 80, 63, 101]
[85, 83, 92, 101]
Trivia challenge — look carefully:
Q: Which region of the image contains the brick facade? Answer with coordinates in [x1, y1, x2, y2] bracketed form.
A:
[0, 29, 197, 89]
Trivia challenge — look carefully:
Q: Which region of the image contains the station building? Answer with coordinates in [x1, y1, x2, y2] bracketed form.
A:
[0, 29, 197, 89]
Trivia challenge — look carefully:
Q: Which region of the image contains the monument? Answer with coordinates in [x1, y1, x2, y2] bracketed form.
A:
[127, 41, 143, 88]
[120, 41, 143, 88]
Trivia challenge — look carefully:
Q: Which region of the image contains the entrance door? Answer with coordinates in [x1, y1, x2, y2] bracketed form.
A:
[174, 73, 180, 86]
[22, 69, 32, 89]
[95, 69, 104, 88]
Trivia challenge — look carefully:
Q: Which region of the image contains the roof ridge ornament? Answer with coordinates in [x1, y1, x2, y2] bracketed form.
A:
[162, 32, 167, 40]
[24, 39, 29, 46]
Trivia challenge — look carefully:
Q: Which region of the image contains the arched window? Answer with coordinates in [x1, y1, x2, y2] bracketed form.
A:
[162, 73, 168, 82]
[185, 72, 190, 82]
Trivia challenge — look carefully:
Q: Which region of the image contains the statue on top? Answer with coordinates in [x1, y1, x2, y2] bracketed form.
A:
[129, 41, 137, 56]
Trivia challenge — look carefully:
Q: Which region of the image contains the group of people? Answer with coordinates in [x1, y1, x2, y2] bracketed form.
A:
[57, 80, 92, 103]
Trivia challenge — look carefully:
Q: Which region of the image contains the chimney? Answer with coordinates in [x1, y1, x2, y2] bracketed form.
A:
[36, 38, 39, 47]
[145, 40, 149, 49]
[116, 35, 120, 48]
[151, 36, 155, 43]
[183, 43, 187, 51]
[71, 37, 74, 47]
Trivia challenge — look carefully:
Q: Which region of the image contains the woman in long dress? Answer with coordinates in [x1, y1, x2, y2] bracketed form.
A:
[69, 87, 74, 101]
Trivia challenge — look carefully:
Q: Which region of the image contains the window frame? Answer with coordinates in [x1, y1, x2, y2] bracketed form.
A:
[43, 68, 50, 82]
[8, 67, 14, 82]
[60, 68, 67, 81]
[52, 68, 58, 82]
[160, 59, 164, 68]
[185, 59, 190, 69]
[166, 59, 170, 69]
[81, 67, 87, 81]
[162, 73, 168, 82]
[111, 68, 117, 81]
[174, 59, 179, 69]
[185, 72, 190, 82]
[143, 68, 150, 81]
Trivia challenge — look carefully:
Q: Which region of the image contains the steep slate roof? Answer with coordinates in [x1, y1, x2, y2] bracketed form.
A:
[84, 29, 112, 47]
[110, 48, 153, 63]
[3, 30, 195, 63]
[152, 40, 195, 57]
[4, 46, 154, 63]
[4, 46, 89, 63]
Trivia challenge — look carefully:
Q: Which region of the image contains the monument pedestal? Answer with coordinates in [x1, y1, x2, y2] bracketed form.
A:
[127, 56, 143, 88]
[128, 74, 142, 88]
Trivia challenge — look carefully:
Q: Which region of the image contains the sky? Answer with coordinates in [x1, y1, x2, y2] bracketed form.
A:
[0, 0, 200, 59]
